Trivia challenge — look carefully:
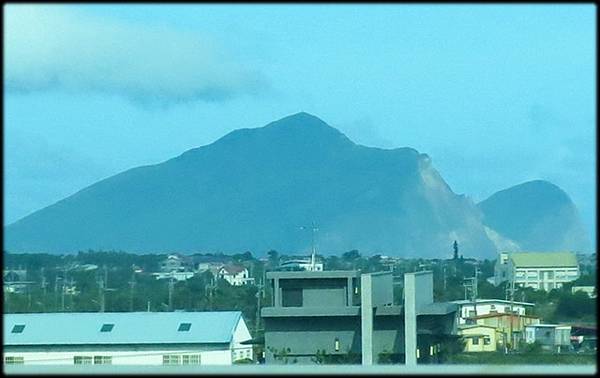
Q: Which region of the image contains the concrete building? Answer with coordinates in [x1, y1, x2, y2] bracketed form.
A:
[3, 312, 252, 366]
[218, 265, 254, 286]
[494, 252, 580, 290]
[451, 299, 534, 325]
[261, 270, 458, 365]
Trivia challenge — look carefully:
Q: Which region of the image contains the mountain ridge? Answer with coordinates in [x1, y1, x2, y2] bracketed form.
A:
[4, 113, 588, 257]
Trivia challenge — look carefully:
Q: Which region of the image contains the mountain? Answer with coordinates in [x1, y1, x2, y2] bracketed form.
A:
[478, 180, 591, 252]
[5, 112, 498, 258]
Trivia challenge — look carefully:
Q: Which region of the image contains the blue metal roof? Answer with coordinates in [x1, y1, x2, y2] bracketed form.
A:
[4, 311, 243, 346]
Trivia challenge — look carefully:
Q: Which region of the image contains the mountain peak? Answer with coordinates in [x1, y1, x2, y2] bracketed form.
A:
[265, 112, 332, 130]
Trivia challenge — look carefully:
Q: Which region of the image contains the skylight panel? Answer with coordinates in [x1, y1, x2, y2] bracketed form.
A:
[178, 322, 192, 332]
[11, 324, 25, 333]
[100, 323, 114, 332]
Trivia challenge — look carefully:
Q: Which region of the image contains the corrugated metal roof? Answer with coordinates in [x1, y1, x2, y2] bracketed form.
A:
[4, 311, 242, 346]
[451, 299, 534, 306]
[509, 252, 578, 267]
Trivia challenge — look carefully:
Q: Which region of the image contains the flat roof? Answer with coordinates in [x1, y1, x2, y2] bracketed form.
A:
[266, 270, 358, 279]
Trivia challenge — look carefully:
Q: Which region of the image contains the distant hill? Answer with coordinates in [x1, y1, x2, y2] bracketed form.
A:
[478, 180, 591, 252]
[4, 112, 498, 258]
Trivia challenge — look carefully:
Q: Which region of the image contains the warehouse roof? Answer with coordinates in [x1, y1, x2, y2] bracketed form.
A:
[4, 311, 244, 346]
[509, 252, 578, 268]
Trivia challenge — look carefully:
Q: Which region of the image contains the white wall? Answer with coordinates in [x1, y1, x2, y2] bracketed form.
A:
[3, 349, 232, 365]
[231, 317, 253, 361]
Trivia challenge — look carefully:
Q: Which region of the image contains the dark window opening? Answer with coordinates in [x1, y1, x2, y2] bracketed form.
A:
[282, 288, 303, 307]
[11, 325, 25, 333]
[178, 323, 192, 332]
[100, 324, 114, 332]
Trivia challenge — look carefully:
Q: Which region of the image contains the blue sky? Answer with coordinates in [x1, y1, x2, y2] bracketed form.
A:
[4, 4, 597, 242]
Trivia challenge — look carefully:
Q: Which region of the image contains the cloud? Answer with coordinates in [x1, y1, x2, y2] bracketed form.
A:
[4, 5, 268, 105]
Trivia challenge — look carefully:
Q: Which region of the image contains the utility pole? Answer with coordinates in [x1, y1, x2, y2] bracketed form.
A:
[255, 277, 262, 335]
[98, 274, 105, 313]
[129, 270, 136, 312]
[168, 274, 175, 311]
[443, 265, 447, 292]
[505, 278, 516, 353]
[61, 268, 66, 311]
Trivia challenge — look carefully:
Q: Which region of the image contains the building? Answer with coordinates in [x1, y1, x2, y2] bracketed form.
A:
[494, 252, 580, 290]
[152, 271, 196, 281]
[261, 270, 458, 365]
[524, 324, 560, 351]
[571, 286, 596, 298]
[218, 265, 254, 286]
[458, 325, 500, 352]
[470, 312, 540, 348]
[159, 254, 193, 273]
[3, 311, 252, 366]
[451, 299, 534, 325]
[278, 258, 323, 272]
[3, 269, 33, 294]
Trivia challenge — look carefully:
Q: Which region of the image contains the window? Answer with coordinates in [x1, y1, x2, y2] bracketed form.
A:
[182, 354, 200, 365]
[94, 356, 112, 365]
[468, 310, 476, 317]
[484, 337, 491, 345]
[100, 324, 114, 332]
[472, 337, 479, 345]
[490, 305, 496, 310]
[178, 323, 192, 332]
[282, 288, 303, 307]
[163, 355, 181, 365]
[504, 306, 511, 313]
[4, 356, 24, 365]
[11, 325, 25, 333]
[74, 356, 93, 365]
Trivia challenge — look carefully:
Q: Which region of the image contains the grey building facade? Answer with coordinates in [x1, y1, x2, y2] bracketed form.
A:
[261, 270, 457, 365]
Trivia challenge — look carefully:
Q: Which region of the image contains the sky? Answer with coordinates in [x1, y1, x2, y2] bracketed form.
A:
[4, 4, 597, 244]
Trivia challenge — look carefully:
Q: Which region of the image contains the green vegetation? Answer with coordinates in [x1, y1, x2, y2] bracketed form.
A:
[446, 351, 596, 365]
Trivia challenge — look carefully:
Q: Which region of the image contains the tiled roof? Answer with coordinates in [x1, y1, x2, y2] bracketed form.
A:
[4, 311, 243, 346]
[508, 252, 578, 268]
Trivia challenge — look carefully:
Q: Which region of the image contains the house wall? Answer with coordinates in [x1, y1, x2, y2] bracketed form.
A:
[511, 266, 579, 291]
[3, 348, 232, 365]
[231, 317, 253, 361]
[460, 327, 497, 352]
[458, 303, 527, 324]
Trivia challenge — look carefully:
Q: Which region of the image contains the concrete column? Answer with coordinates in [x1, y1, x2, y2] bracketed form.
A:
[273, 278, 280, 307]
[347, 276, 353, 306]
[404, 273, 417, 366]
[361, 274, 373, 365]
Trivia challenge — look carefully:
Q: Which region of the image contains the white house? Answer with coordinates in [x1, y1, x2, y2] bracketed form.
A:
[494, 251, 580, 291]
[3, 311, 252, 366]
[451, 299, 534, 325]
[218, 265, 254, 286]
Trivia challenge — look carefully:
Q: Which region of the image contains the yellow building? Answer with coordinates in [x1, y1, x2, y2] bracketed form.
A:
[458, 325, 500, 352]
